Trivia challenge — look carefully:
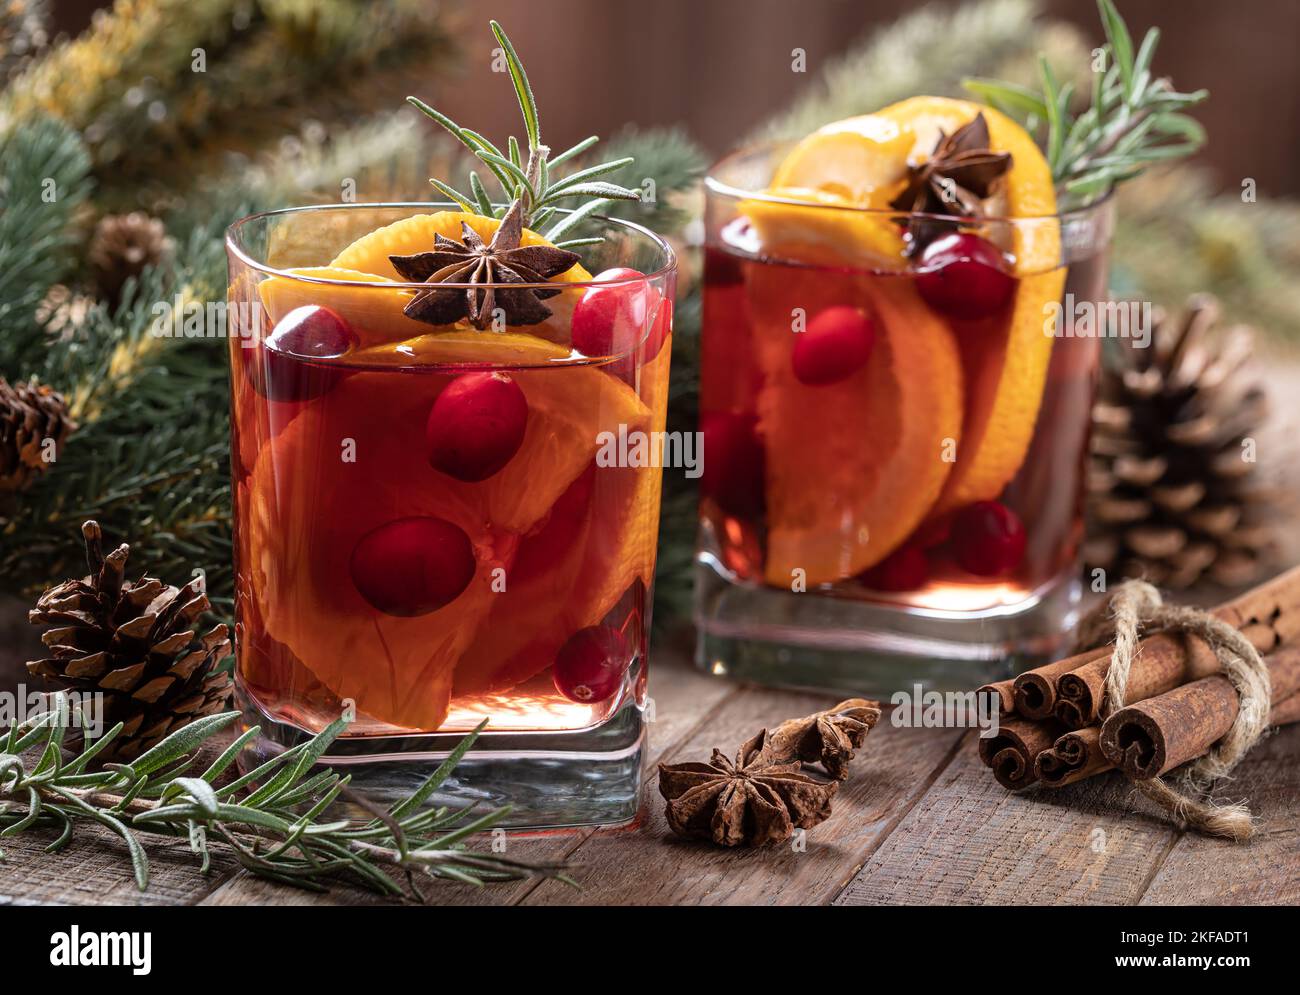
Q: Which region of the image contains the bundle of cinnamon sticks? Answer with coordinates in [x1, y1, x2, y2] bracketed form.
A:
[976, 567, 1300, 791]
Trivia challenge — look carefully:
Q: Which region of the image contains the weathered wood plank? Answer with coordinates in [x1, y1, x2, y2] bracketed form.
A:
[1139, 724, 1300, 905]
[834, 732, 1181, 905]
[522, 691, 965, 906]
[201, 642, 738, 906]
[0, 822, 238, 906]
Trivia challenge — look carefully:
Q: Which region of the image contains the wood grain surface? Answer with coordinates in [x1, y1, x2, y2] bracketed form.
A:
[3, 636, 1297, 906]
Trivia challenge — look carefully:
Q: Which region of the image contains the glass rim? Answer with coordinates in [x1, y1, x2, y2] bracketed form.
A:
[225, 201, 678, 291]
[704, 142, 1116, 226]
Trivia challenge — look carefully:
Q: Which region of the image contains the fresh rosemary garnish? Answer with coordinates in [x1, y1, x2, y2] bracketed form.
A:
[0, 693, 570, 899]
[963, 0, 1208, 206]
[407, 20, 640, 248]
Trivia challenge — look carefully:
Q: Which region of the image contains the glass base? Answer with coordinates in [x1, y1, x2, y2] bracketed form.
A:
[693, 546, 1081, 697]
[235, 682, 646, 831]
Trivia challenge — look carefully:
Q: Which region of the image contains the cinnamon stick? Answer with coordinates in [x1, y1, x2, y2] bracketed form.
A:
[1013, 653, 1102, 719]
[978, 716, 1064, 790]
[1099, 645, 1300, 779]
[1054, 566, 1300, 728]
[1035, 726, 1111, 787]
[977, 649, 1107, 717]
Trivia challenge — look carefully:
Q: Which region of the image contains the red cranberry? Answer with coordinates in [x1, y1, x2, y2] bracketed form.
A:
[951, 501, 1027, 576]
[426, 372, 528, 482]
[349, 517, 477, 616]
[571, 267, 651, 358]
[915, 233, 1016, 320]
[791, 306, 876, 386]
[552, 625, 629, 704]
[700, 411, 765, 518]
[253, 305, 356, 401]
[860, 544, 929, 592]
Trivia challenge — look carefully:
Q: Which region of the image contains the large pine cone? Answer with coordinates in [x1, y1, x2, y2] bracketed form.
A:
[1084, 295, 1276, 590]
[27, 521, 232, 761]
[0, 377, 77, 492]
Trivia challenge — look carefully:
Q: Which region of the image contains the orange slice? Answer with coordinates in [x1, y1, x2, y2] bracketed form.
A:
[748, 268, 963, 586]
[870, 97, 1064, 513]
[873, 96, 1059, 272]
[453, 338, 671, 694]
[246, 331, 651, 729]
[330, 211, 593, 344]
[257, 266, 430, 351]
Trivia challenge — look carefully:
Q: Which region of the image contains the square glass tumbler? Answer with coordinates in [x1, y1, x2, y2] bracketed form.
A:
[695, 146, 1115, 695]
[226, 204, 675, 828]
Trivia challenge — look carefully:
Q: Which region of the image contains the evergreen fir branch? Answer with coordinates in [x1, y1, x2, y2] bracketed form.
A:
[0, 696, 571, 897]
[0, 115, 92, 375]
[0, 0, 456, 210]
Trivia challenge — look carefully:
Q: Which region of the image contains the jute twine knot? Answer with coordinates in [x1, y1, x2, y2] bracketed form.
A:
[1074, 579, 1272, 841]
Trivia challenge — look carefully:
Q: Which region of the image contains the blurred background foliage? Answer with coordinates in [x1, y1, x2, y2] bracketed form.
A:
[0, 0, 1296, 631]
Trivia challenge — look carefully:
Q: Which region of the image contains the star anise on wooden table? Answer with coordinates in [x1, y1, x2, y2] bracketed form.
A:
[388, 198, 580, 329]
[764, 698, 882, 781]
[889, 112, 1012, 254]
[658, 730, 839, 847]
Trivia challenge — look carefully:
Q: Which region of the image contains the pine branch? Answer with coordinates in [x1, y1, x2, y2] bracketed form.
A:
[0, 116, 92, 375]
[0, 0, 457, 211]
[0, 696, 570, 897]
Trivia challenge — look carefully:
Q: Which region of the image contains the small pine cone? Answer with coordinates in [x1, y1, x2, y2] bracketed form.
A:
[36, 284, 95, 338]
[1084, 295, 1277, 590]
[0, 377, 77, 492]
[88, 211, 173, 305]
[27, 521, 233, 762]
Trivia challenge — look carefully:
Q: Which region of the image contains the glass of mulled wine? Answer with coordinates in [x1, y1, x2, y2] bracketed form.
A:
[226, 203, 674, 828]
[696, 135, 1114, 695]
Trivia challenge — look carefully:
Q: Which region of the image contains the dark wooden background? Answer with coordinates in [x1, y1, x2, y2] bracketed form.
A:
[46, 0, 1300, 198]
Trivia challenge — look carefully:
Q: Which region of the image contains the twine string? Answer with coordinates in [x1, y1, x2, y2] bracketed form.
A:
[1075, 580, 1272, 842]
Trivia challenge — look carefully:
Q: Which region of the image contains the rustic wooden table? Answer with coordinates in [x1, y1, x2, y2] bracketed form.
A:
[2, 633, 1296, 906]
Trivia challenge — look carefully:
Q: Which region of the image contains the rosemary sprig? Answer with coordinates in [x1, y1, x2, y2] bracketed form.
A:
[407, 20, 640, 246]
[963, 0, 1207, 205]
[0, 694, 570, 899]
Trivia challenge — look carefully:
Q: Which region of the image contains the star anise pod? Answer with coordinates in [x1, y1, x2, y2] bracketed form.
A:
[658, 731, 838, 847]
[763, 698, 882, 781]
[388, 199, 580, 330]
[889, 112, 1012, 254]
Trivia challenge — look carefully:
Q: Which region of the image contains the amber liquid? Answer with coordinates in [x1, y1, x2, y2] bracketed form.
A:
[229, 331, 668, 737]
[701, 220, 1104, 612]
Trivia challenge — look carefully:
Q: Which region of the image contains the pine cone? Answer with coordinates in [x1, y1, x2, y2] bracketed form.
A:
[0, 377, 77, 492]
[87, 211, 173, 305]
[27, 521, 232, 762]
[1084, 295, 1276, 590]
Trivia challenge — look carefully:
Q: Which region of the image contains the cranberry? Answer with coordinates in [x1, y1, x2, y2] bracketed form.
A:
[791, 306, 876, 386]
[349, 516, 477, 617]
[425, 372, 528, 482]
[915, 233, 1016, 320]
[571, 267, 651, 359]
[951, 501, 1027, 576]
[253, 305, 356, 402]
[552, 625, 629, 704]
[700, 411, 765, 518]
[860, 544, 929, 592]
